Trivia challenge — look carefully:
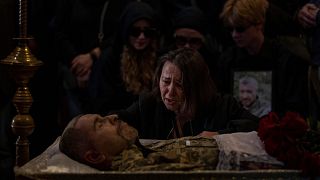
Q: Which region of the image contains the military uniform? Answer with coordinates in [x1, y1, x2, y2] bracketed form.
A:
[111, 136, 219, 171]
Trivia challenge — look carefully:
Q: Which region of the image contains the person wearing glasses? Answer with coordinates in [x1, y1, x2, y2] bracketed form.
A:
[217, 0, 310, 118]
[159, 6, 220, 83]
[85, 1, 160, 115]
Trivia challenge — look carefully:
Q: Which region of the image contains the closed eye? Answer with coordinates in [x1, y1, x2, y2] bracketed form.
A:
[94, 118, 106, 130]
[161, 78, 171, 85]
[97, 120, 104, 128]
[175, 81, 183, 88]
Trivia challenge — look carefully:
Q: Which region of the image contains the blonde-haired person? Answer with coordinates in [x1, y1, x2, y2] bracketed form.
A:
[219, 0, 268, 52]
[218, 0, 302, 50]
[220, 0, 269, 29]
[216, 0, 310, 118]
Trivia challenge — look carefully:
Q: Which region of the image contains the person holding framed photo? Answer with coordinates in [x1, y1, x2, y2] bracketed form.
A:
[217, 0, 310, 118]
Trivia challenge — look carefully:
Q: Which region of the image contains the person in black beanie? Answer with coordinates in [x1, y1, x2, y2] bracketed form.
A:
[159, 6, 220, 84]
[85, 1, 160, 115]
[173, 6, 209, 39]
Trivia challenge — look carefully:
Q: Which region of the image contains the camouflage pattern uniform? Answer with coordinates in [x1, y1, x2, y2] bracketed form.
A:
[111, 136, 219, 171]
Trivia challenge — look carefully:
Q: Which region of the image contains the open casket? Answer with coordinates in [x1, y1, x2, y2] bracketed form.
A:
[15, 131, 303, 180]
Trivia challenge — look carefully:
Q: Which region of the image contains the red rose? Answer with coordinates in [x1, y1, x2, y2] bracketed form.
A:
[279, 112, 308, 138]
[257, 111, 320, 177]
[258, 112, 280, 140]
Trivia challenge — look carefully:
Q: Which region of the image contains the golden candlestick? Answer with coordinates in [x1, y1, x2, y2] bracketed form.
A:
[0, 0, 43, 167]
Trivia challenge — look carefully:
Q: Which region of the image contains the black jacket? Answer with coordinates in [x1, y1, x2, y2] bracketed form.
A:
[124, 92, 259, 139]
[54, 0, 131, 64]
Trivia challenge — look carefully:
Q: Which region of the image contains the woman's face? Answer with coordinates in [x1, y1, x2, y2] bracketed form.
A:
[129, 19, 153, 50]
[159, 61, 185, 112]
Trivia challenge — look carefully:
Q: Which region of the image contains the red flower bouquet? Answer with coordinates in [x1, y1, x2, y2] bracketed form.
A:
[258, 112, 320, 177]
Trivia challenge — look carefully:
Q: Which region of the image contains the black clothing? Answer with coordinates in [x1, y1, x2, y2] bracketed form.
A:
[110, 1, 161, 55]
[268, 0, 309, 17]
[216, 38, 309, 117]
[265, 3, 302, 38]
[124, 92, 259, 139]
[158, 6, 220, 84]
[86, 1, 159, 115]
[173, 6, 209, 36]
[119, 1, 159, 44]
[54, 0, 131, 64]
[86, 48, 138, 115]
[53, 0, 133, 122]
[308, 0, 320, 66]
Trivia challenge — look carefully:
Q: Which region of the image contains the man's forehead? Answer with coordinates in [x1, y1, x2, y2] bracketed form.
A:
[106, 114, 118, 118]
[61, 114, 85, 136]
[78, 114, 120, 126]
[74, 114, 96, 129]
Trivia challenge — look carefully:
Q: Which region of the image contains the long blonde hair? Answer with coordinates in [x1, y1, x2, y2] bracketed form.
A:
[120, 43, 157, 94]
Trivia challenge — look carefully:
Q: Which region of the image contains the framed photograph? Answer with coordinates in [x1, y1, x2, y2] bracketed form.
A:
[232, 70, 272, 117]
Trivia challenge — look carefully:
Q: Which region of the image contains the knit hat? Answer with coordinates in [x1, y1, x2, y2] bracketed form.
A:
[173, 6, 209, 35]
[120, 2, 157, 42]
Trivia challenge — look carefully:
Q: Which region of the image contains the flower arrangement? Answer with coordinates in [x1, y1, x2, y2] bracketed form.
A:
[257, 111, 320, 177]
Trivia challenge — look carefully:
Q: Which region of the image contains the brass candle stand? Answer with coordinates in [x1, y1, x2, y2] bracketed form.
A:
[0, 0, 43, 166]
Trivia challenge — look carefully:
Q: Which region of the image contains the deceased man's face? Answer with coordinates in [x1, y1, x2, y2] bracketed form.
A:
[75, 114, 138, 157]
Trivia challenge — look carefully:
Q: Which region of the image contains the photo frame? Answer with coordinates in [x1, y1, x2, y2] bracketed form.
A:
[232, 70, 272, 117]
